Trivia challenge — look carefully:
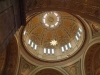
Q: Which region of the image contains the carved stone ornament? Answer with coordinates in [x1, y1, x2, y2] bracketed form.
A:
[18, 57, 37, 75]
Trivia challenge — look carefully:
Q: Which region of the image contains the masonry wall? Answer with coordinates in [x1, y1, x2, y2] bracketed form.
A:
[0, 0, 25, 52]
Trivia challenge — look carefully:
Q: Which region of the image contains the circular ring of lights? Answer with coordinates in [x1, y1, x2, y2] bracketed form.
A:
[43, 12, 60, 28]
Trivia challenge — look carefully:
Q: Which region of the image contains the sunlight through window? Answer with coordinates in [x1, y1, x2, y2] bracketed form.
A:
[34, 44, 37, 50]
[61, 47, 64, 52]
[28, 39, 31, 45]
[44, 48, 46, 53]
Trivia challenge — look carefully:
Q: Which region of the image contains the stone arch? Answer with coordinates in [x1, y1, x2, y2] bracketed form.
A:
[30, 67, 68, 75]
[85, 43, 100, 75]
[34, 68, 64, 75]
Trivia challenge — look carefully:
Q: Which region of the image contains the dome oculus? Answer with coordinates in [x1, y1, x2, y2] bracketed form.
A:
[43, 12, 60, 28]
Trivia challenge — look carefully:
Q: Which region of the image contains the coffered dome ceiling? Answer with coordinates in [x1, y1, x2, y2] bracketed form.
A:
[22, 11, 85, 62]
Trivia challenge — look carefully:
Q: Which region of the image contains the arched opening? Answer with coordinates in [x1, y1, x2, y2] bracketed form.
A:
[85, 43, 100, 75]
[35, 68, 63, 75]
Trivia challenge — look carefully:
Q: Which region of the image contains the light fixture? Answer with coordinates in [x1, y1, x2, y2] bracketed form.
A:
[50, 40, 58, 46]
